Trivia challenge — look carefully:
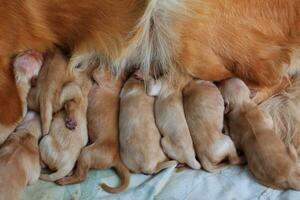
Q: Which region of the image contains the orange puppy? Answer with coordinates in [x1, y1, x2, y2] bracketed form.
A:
[147, 73, 201, 170]
[39, 65, 94, 182]
[0, 111, 42, 200]
[57, 68, 130, 193]
[27, 51, 84, 134]
[183, 80, 241, 172]
[119, 74, 177, 174]
[219, 78, 300, 190]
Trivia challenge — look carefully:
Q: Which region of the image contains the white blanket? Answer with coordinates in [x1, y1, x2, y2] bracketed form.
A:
[22, 164, 300, 200]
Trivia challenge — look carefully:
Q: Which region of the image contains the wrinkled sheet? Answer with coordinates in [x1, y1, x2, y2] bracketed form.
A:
[22, 165, 300, 200]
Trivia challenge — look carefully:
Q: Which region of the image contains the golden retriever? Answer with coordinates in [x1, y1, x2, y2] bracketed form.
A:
[0, 111, 42, 200]
[183, 80, 241, 172]
[219, 78, 300, 190]
[0, 0, 299, 160]
[119, 74, 177, 174]
[57, 67, 130, 193]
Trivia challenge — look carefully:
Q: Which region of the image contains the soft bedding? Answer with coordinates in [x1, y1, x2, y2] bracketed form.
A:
[22, 165, 300, 200]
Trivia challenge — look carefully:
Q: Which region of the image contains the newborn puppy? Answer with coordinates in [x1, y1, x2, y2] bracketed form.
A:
[0, 111, 42, 200]
[0, 50, 42, 145]
[119, 74, 177, 174]
[183, 80, 241, 172]
[27, 50, 83, 134]
[148, 73, 201, 169]
[39, 68, 93, 182]
[57, 67, 130, 193]
[219, 78, 300, 190]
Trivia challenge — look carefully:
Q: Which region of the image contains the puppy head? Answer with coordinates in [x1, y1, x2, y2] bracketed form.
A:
[120, 73, 145, 98]
[92, 67, 114, 84]
[13, 50, 43, 84]
[218, 78, 250, 108]
[133, 69, 163, 97]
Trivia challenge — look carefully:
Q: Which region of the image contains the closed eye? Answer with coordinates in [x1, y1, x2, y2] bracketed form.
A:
[75, 63, 82, 69]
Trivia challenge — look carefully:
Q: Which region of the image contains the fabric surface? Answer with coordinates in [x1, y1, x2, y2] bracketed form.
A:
[22, 165, 300, 200]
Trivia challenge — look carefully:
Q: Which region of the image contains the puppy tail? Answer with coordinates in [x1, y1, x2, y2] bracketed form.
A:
[154, 160, 178, 173]
[40, 166, 71, 182]
[101, 160, 130, 193]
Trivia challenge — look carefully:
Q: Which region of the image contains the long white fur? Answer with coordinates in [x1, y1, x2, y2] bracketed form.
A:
[120, 0, 188, 75]
[69, 0, 189, 78]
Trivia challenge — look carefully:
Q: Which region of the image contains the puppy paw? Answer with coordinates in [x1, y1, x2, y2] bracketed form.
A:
[176, 163, 188, 168]
[65, 118, 77, 130]
[175, 163, 189, 173]
[55, 178, 67, 185]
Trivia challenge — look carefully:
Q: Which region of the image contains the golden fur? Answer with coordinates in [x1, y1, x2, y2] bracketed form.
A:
[0, 111, 41, 200]
[183, 80, 241, 172]
[57, 68, 130, 193]
[219, 78, 300, 190]
[119, 75, 177, 174]
[1, 0, 300, 132]
[0, 50, 42, 145]
[149, 73, 201, 169]
[39, 66, 92, 182]
[27, 51, 87, 134]
[260, 73, 300, 155]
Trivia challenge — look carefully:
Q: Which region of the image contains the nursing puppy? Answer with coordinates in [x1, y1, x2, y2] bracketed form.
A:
[0, 50, 42, 145]
[39, 67, 93, 182]
[147, 73, 201, 169]
[0, 111, 42, 200]
[219, 78, 300, 190]
[57, 68, 130, 193]
[119, 74, 177, 174]
[183, 80, 241, 172]
[27, 51, 83, 134]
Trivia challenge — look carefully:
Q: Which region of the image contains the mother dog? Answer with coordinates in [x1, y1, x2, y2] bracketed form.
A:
[0, 0, 299, 135]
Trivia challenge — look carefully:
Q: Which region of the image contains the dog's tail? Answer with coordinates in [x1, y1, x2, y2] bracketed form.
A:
[101, 159, 130, 194]
[259, 72, 300, 148]
[40, 165, 72, 182]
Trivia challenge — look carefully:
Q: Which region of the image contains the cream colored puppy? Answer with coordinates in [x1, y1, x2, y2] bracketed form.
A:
[39, 67, 93, 182]
[27, 51, 83, 134]
[147, 74, 201, 169]
[183, 80, 241, 172]
[219, 78, 300, 190]
[119, 74, 177, 174]
[57, 67, 130, 193]
[0, 50, 42, 145]
[0, 111, 42, 200]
